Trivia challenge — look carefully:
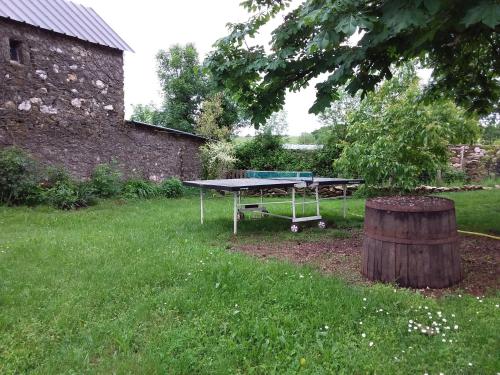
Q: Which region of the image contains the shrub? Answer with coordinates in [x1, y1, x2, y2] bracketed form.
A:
[45, 181, 96, 210]
[45, 166, 72, 188]
[200, 141, 237, 179]
[159, 178, 184, 198]
[0, 148, 44, 205]
[90, 163, 122, 198]
[442, 167, 469, 184]
[122, 179, 159, 199]
[335, 69, 479, 191]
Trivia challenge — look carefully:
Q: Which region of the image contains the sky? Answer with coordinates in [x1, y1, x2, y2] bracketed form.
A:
[76, 0, 325, 136]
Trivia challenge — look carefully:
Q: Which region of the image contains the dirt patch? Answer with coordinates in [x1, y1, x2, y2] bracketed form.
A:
[232, 231, 499, 297]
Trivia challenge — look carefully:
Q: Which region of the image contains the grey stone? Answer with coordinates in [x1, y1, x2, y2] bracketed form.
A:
[66, 73, 77, 82]
[18, 100, 32, 111]
[95, 79, 105, 89]
[71, 98, 82, 108]
[35, 69, 48, 80]
[40, 105, 58, 114]
[4, 101, 16, 110]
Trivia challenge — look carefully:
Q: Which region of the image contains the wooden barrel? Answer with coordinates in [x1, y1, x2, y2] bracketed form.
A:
[362, 196, 462, 288]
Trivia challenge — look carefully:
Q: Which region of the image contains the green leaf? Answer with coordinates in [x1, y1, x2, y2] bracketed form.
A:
[423, 0, 441, 15]
[462, 1, 500, 28]
[335, 15, 357, 35]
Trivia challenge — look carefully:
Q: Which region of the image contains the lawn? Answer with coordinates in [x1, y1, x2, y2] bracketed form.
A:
[0, 190, 499, 373]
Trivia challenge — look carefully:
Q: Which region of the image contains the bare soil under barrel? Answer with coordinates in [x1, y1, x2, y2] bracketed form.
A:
[232, 230, 499, 298]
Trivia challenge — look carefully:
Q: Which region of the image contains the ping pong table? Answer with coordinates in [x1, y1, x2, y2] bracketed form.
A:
[183, 171, 364, 234]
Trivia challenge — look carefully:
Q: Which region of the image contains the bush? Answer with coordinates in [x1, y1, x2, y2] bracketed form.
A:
[200, 141, 237, 179]
[122, 179, 159, 199]
[90, 163, 122, 198]
[45, 166, 72, 188]
[441, 167, 469, 184]
[159, 178, 184, 198]
[0, 148, 44, 205]
[45, 181, 96, 210]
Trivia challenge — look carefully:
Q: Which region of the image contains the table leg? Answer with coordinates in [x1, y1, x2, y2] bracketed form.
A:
[292, 187, 296, 220]
[315, 185, 320, 216]
[233, 191, 238, 235]
[343, 184, 347, 218]
[200, 188, 204, 224]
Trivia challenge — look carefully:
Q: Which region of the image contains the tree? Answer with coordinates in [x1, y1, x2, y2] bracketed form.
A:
[131, 44, 245, 135]
[334, 69, 480, 190]
[156, 44, 208, 132]
[480, 112, 500, 144]
[206, 0, 500, 125]
[316, 88, 361, 143]
[130, 103, 167, 125]
[297, 132, 315, 144]
[196, 93, 231, 140]
[257, 110, 289, 136]
[195, 93, 246, 140]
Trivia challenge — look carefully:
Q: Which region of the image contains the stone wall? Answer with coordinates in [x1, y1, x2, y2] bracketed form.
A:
[0, 18, 204, 180]
[449, 145, 500, 180]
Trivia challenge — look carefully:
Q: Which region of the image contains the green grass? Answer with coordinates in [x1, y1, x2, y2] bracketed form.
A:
[0, 191, 499, 373]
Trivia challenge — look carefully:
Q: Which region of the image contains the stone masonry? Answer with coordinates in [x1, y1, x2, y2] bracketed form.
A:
[0, 18, 204, 180]
[449, 144, 500, 181]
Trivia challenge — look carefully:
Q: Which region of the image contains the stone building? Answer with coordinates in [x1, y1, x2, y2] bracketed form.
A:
[0, 0, 205, 180]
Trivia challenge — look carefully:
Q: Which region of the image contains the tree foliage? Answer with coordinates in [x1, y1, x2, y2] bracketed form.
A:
[480, 112, 500, 144]
[196, 93, 244, 140]
[131, 44, 245, 135]
[334, 69, 480, 190]
[130, 103, 167, 125]
[156, 43, 208, 132]
[206, 0, 500, 125]
[257, 110, 289, 136]
[316, 88, 361, 144]
[196, 93, 230, 140]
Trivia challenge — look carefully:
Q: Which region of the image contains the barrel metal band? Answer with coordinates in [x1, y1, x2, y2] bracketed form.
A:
[365, 232, 460, 245]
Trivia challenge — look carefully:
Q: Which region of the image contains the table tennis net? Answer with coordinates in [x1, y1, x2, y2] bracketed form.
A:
[245, 170, 314, 181]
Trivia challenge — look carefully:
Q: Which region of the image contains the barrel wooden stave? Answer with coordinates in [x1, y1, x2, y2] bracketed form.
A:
[362, 196, 462, 288]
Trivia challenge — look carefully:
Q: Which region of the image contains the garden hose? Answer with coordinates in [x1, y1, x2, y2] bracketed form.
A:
[457, 230, 500, 240]
[346, 214, 499, 240]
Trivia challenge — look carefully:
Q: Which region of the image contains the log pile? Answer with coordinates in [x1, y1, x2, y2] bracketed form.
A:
[415, 185, 485, 193]
[243, 185, 360, 198]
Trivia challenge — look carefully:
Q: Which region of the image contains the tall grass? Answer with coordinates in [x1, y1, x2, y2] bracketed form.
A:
[0, 191, 498, 373]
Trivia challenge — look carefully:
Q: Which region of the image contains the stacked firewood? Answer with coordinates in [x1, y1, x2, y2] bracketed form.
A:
[242, 185, 360, 198]
[415, 185, 485, 193]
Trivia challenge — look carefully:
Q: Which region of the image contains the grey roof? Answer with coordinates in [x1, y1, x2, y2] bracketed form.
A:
[0, 0, 133, 52]
[283, 143, 323, 151]
[125, 120, 208, 141]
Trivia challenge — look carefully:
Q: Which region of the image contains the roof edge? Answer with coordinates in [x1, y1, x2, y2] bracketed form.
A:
[125, 120, 208, 141]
